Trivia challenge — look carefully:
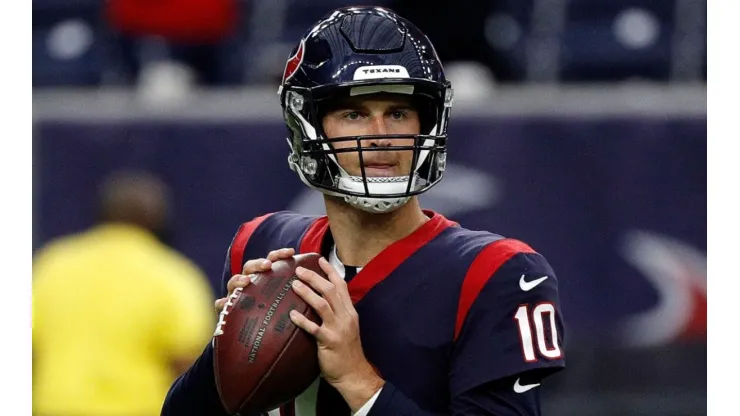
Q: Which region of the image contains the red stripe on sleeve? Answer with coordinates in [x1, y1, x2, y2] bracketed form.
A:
[299, 216, 330, 254]
[454, 239, 536, 341]
[229, 213, 274, 276]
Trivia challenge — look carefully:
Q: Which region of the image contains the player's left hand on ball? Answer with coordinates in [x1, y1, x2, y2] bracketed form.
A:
[289, 257, 380, 389]
[214, 248, 296, 313]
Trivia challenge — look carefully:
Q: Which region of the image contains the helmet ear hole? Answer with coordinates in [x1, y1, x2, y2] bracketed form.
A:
[285, 114, 304, 150]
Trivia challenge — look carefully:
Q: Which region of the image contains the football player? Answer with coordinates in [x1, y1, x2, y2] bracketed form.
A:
[162, 6, 565, 415]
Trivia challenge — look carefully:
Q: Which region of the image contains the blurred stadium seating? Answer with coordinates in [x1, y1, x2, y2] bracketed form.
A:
[33, 0, 106, 86]
[33, 0, 706, 87]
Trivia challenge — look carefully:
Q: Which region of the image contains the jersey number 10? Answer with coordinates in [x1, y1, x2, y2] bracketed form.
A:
[514, 303, 562, 362]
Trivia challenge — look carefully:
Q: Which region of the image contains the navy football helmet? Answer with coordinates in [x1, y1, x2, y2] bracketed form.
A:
[278, 6, 453, 213]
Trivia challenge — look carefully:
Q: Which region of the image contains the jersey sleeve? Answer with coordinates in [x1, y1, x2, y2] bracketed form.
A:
[450, 375, 543, 416]
[450, 239, 566, 397]
[367, 377, 543, 416]
[219, 213, 275, 296]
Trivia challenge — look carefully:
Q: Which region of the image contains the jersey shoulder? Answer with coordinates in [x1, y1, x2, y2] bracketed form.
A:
[438, 223, 554, 281]
[427, 222, 541, 275]
[230, 211, 322, 262]
[425, 222, 559, 313]
[220, 211, 323, 293]
[237, 210, 319, 244]
[435, 223, 505, 258]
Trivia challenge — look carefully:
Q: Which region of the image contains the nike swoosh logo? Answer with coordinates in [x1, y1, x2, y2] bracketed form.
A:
[519, 274, 549, 291]
[514, 378, 541, 393]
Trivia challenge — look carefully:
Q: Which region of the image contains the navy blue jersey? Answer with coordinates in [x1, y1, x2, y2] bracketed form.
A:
[162, 210, 566, 415]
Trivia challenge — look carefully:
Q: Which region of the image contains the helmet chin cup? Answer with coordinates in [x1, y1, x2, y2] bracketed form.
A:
[335, 173, 419, 214]
[344, 194, 411, 214]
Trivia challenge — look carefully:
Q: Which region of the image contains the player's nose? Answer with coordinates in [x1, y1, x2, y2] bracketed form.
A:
[365, 117, 392, 147]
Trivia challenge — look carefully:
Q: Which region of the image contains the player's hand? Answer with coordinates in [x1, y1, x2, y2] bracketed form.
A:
[213, 248, 296, 313]
[289, 257, 385, 411]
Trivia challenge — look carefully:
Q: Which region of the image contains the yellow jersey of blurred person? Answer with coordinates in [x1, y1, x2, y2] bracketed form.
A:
[32, 171, 215, 416]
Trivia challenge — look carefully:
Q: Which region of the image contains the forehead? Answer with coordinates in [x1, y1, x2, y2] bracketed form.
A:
[322, 93, 418, 111]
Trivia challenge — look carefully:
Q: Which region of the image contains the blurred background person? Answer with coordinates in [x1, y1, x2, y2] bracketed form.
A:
[32, 170, 215, 416]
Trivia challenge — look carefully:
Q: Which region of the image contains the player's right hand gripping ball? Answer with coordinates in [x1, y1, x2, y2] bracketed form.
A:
[213, 253, 326, 414]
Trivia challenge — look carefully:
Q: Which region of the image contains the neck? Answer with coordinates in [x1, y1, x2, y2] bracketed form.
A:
[324, 196, 430, 267]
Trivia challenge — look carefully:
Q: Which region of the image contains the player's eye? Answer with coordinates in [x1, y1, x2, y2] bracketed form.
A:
[342, 111, 363, 120]
[389, 110, 409, 120]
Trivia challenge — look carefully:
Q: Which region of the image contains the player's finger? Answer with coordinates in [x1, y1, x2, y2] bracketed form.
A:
[295, 266, 345, 312]
[267, 248, 295, 262]
[291, 278, 335, 323]
[226, 273, 252, 295]
[214, 297, 227, 313]
[289, 309, 322, 338]
[318, 257, 352, 304]
[241, 258, 272, 275]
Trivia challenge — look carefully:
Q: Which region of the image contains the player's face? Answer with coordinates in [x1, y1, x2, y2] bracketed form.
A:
[321, 95, 421, 178]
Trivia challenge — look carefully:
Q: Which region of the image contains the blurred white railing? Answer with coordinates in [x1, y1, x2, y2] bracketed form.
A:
[33, 83, 706, 122]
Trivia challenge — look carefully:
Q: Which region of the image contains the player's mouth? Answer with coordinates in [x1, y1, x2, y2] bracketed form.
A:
[361, 163, 397, 177]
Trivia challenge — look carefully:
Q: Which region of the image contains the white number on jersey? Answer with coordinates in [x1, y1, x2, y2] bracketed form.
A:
[514, 303, 562, 362]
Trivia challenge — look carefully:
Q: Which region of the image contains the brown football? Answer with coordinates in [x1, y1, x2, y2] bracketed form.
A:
[213, 253, 324, 415]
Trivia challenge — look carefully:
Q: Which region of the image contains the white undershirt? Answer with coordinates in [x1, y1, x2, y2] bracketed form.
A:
[328, 243, 361, 278]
